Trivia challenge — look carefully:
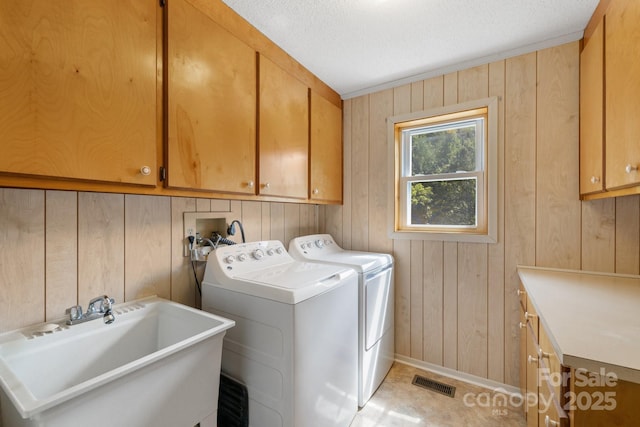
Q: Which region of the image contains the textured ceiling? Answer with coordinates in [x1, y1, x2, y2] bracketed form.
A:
[221, 0, 599, 99]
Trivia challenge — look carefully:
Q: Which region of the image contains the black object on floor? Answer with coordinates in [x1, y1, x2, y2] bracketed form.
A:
[218, 373, 249, 427]
[411, 374, 456, 398]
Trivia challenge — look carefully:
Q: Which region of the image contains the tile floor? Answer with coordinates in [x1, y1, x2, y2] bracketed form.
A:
[351, 362, 526, 427]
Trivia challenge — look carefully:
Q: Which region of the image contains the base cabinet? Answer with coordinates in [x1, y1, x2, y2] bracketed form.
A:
[519, 284, 640, 426]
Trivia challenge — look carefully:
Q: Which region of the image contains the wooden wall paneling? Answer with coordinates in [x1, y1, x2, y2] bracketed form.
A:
[442, 241, 458, 369]
[487, 60, 506, 383]
[196, 198, 211, 212]
[260, 202, 271, 241]
[457, 243, 488, 377]
[350, 95, 371, 250]
[210, 199, 231, 212]
[241, 201, 263, 243]
[503, 52, 538, 387]
[410, 240, 424, 359]
[615, 195, 640, 274]
[392, 84, 412, 358]
[0, 189, 44, 332]
[423, 76, 444, 109]
[269, 202, 285, 242]
[299, 204, 316, 236]
[171, 197, 197, 307]
[422, 241, 444, 365]
[442, 72, 460, 370]
[456, 65, 490, 378]
[45, 191, 78, 320]
[393, 239, 411, 357]
[368, 89, 394, 254]
[284, 203, 301, 245]
[536, 43, 581, 269]
[581, 199, 616, 272]
[124, 195, 171, 301]
[78, 193, 125, 307]
[411, 81, 424, 111]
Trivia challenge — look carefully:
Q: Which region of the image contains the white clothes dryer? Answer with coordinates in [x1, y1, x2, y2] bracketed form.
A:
[289, 234, 394, 407]
[202, 240, 358, 427]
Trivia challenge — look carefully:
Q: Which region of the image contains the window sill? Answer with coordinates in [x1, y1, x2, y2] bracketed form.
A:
[389, 229, 497, 244]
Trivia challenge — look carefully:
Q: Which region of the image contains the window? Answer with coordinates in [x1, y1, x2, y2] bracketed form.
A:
[388, 97, 498, 243]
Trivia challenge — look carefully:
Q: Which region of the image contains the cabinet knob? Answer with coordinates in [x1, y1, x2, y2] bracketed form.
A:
[590, 176, 600, 184]
[528, 355, 538, 364]
[539, 349, 551, 359]
[247, 181, 254, 189]
[545, 415, 560, 427]
[140, 166, 151, 176]
[517, 289, 526, 296]
[625, 164, 638, 174]
[262, 182, 270, 189]
[312, 188, 319, 195]
[524, 311, 536, 320]
[518, 322, 526, 329]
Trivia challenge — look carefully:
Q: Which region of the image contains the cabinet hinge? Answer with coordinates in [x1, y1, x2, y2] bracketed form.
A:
[160, 166, 167, 181]
[159, 0, 166, 7]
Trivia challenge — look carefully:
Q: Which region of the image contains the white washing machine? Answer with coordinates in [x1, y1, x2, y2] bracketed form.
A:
[201, 240, 358, 427]
[289, 234, 394, 407]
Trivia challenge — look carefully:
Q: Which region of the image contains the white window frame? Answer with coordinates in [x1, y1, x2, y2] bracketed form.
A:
[387, 97, 498, 243]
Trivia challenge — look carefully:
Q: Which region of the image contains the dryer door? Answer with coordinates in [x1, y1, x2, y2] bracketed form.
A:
[364, 264, 393, 350]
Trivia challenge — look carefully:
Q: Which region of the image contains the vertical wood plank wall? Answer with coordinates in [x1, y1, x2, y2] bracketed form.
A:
[0, 191, 318, 332]
[324, 41, 640, 388]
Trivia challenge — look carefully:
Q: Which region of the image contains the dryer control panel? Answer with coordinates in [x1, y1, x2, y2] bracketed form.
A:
[290, 234, 338, 255]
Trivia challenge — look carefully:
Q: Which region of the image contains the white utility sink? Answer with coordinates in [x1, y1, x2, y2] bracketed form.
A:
[0, 296, 234, 427]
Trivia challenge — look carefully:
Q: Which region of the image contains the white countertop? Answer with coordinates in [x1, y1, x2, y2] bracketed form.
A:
[518, 266, 640, 384]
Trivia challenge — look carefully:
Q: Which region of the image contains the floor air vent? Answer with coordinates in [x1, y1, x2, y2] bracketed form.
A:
[218, 373, 249, 427]
[411, 375, 456, 398]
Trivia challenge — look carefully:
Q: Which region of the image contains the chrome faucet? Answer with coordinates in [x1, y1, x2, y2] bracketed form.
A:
[66, 295, 115, 325]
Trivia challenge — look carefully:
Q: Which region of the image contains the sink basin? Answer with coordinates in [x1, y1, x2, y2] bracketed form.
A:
[0, 296, 234, 427]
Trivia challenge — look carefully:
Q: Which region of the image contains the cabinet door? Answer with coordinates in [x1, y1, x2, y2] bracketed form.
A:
[605, 0, 640, 190]
[0, 0, 157, 185]
[526, 303, 540, 427]
[579, 18, 605, 195]
[258, 55, 308, 199]
[166, 0, 256, 194]
[310, 91, 342, 203]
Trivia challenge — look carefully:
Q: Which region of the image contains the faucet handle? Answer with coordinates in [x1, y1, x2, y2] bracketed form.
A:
[66, 305, 83, 321]
[87, 295, 115, 314]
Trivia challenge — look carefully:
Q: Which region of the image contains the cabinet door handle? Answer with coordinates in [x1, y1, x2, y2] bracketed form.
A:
[528, 355, 538, 364]
[517, 289, 526, 296]
[518, 322, 527, 329]
[525, 311, 536, 320]
[140, 166, 151, 176]
[625, 164, 638, 174]
[312, 188, 319, 195]
[539, 349, 551, 359]
[262, 182, 270, 189]
[590, 176, 600, 184]
[247, 180, 254, 189]
[545, 415, 560, 427]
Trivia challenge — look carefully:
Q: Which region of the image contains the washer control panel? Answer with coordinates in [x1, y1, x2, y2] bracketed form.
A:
[212, 240, 291, 275]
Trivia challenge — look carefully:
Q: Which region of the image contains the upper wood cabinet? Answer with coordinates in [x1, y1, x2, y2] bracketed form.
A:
[310, 91, 343, 203]
[579, 18, 605, 196]
[0, 0, 157, 186]
[258, 54, 309, 199]
[605, 0, 640, 191]
[165, 0, 256, 194]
